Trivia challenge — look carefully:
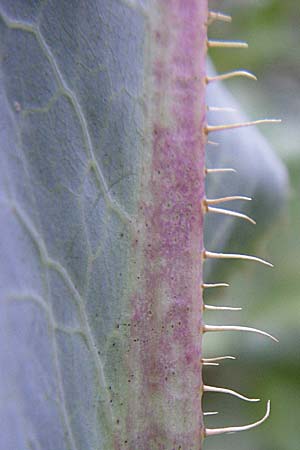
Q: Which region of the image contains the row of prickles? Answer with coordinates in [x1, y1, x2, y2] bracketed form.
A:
[201, 7, 280, 440]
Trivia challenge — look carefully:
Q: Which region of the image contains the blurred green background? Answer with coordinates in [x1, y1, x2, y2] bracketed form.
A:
[203, 1, 300, 449]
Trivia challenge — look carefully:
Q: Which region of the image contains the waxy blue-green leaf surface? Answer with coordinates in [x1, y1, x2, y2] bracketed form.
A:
[0, 2, 287, 449]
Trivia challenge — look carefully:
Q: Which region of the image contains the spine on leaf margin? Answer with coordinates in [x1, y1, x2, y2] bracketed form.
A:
[119, 2, 276, 449]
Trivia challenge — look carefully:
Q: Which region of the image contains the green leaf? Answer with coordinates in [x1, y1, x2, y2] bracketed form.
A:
[0, 3, 287, 449]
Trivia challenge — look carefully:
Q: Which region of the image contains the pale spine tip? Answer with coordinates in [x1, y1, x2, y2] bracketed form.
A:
[205, 168, 237, 174]
[202, 356, 236, 363]
[205, 119, 281, 134]
[202, 282, 230, 289]
[208, 11, 232, 24]
[207, 140, 219, 146]
[207, 106, 236, 113]
[204, 304, 242, 311]
[206, 206, 256, 225]
[206, 196, 252, 205]
[204, 400, 271, 437]
[203, 250, 273, 267]
[203, 324, 279, 343]
[207, 40, 248, 49]
[203, 385, 260, 402]
[204, 411, 219, 416]
[206, 70, 257, 83]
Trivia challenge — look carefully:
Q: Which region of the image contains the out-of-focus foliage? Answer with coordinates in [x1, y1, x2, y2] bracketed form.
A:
[204, 2, 300, 449]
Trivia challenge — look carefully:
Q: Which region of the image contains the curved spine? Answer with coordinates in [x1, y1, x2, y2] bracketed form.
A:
[206, 70, 257, 83]
[203, 250, 273, 267]
[205, 401, 271, 437]
[203, 324, 278, 342]
[206, 206, 256, 225]
[203, 385, 260, 402]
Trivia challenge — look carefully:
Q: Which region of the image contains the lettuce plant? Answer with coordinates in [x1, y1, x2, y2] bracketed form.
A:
[0, 1, 287, 449]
